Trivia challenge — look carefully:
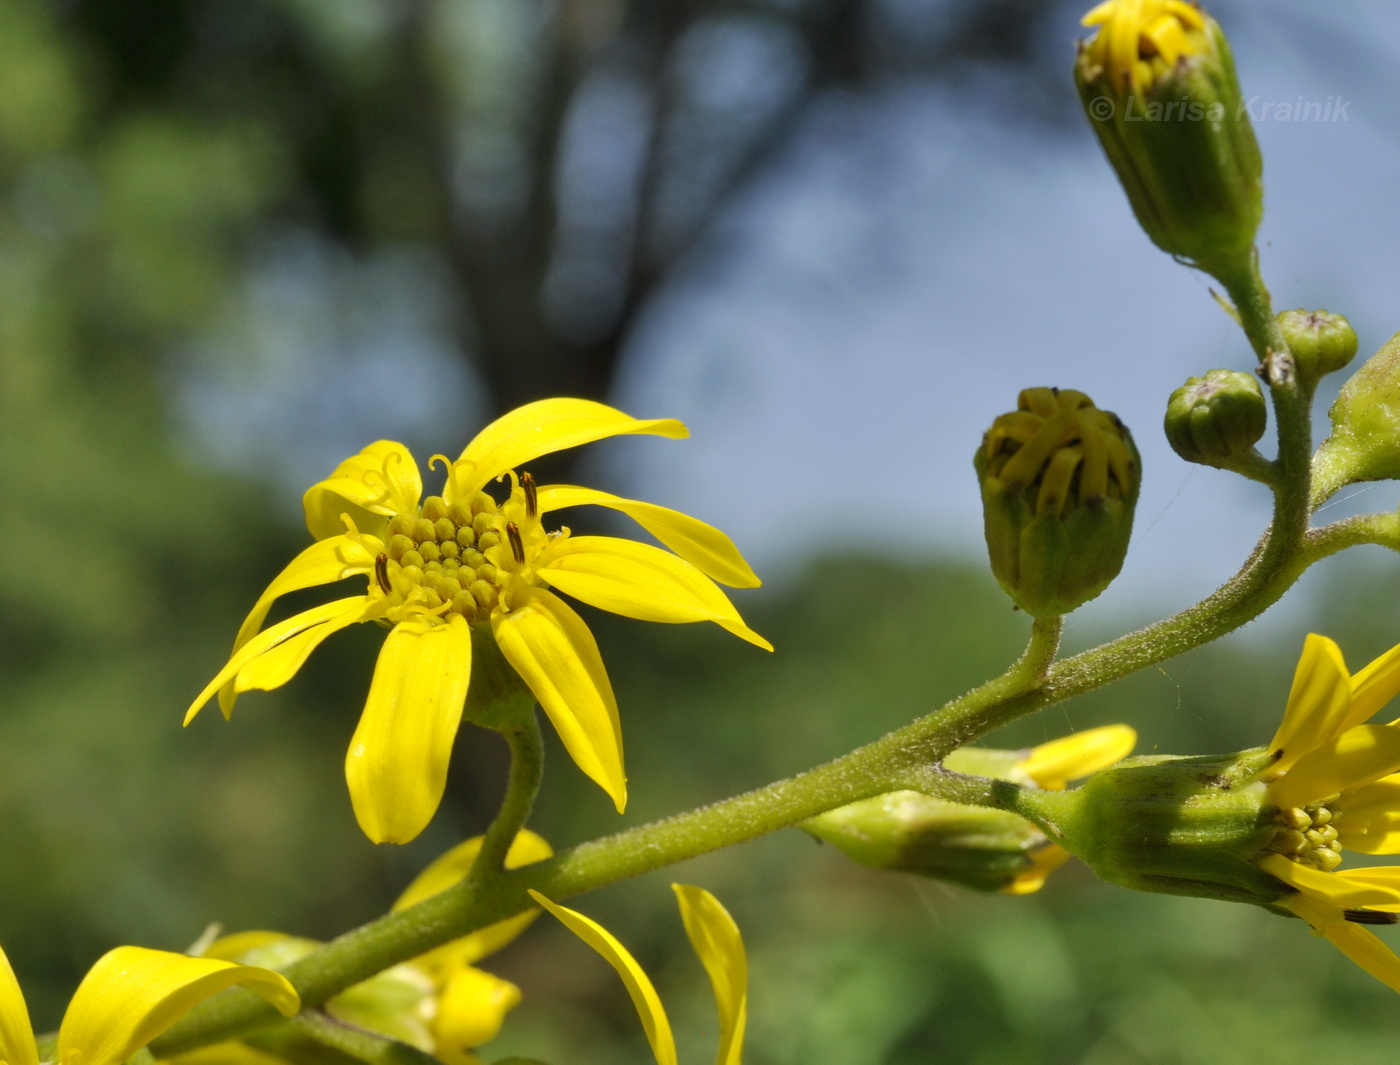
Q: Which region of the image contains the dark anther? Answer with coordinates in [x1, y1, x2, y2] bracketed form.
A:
[374, 553, 391, 594]
[522, 471, 538, 519]
[506, 522, 525, 563]
[1344, 908, 1399, 925]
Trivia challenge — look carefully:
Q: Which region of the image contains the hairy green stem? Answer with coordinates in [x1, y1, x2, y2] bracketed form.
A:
[473, 711, 545, 877]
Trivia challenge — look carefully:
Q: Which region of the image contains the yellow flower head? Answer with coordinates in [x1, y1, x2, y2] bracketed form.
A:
[0, 943, 297, 1065]
[1252, 634, 1400, 991]
[186, 399, 770, 843]
[529, 885, 746, 1065]
[1080, 0, 1208, 98]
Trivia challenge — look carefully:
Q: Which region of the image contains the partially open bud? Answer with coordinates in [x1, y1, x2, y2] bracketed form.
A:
[1074, 2, 1262, 275]
[1276, 309, 1359, 388]
[1164, 369, 1267, 468]
[976, 388, 1140, 617]
[1313, 330, 1400, 493]
[1038, 749, 1291, 909]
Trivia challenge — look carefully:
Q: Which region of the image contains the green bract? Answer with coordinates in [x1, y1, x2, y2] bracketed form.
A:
[1314, 329, 1400, 493]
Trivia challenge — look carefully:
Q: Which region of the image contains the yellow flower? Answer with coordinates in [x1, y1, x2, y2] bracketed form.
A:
[529, 885, 746, 1065]
[182, 831, 552, 1065]
[1252, 634, 1400, 990]
[0, 943, 297, 1065]
[1080, 0, 1207, 99]
[186, 399, 770, 843]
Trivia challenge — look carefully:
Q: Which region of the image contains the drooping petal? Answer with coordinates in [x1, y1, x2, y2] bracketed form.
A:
[1003, 843, 1073, 896]
[303, 441, 422, 541]
[1014, 725, 1137, 791]
[1267, 635, 1353, 775]
[537, 536, 771, 651]
[528, 891, 677, 1065]
[536, 485, 760, 588]
[345, 614, 473, 844]
[1259, 854, 1400, 910]
[218, 537, 377, 714]
[1322, 866, 1400, 909]
[673, 885, 746, 1065]
[0, 945, 38, 1065]
[1336, 776, 1400, 854]
[1350, 640, 1400, 725]
[492, 589, 626, 812]
[454, 400, 687, 497]
[1282, 891, 1400, 994]
[1269, 725, 1400, 810]
[430, 965, 521, 1060]
[56, 947, 298, 1065]
[392, 832, 554, 971]
[186, 597, 375, 724]
[233, 598, 381, 697]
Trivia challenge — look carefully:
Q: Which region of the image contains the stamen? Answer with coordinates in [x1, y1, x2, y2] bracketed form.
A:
[374, 554, 391, 594]
[506, 522, 525, 564]
[1344, 909, 1400, 926]
[522, 471, 538, 519]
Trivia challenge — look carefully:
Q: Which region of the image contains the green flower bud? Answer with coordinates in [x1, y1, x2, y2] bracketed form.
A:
[1038, 749, 1291, 910]
[1313, 329, 1400, 492]
[1276, 308, 1359, 386]
[805, 791, 1062, 895]
[1074, 2, 1262, 275]
[1164, 369, 1266, 467]
[976, 387, 1140, 617]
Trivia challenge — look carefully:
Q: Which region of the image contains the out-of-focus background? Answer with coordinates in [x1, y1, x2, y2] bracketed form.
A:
[4, 0, 1400, 1060]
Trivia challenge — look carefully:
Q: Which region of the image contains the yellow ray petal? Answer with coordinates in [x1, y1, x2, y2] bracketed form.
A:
[1014, 725, 1137, 790]
[1336, 775, 1400, 854]
[1350, 640, 1400, 725]
[303, 441, 422, 541]
[492, 589, 626, 812]
[454, 399, 687, 497]
[1002, 843, 1073, 896]
[346, 614, 472, 844]
[187, 597, 373, 724]
[673, 885, 747, 1065]
[431, 965, 521, 1059]
[528, 892, 677, 1065]
[1320, 922, 1400, 995]
[218, 537, 376, 714]
[234, 598, 379, 697]
[392, 832, 554, 971]
[1267, 635, 1353, 775]
[1269, 724, 1400, 810]
[538, 537, 771, 651]
[0, 945, 38, 1065]
[1259, 854, 1400, 910]
[57, 947, 298, 1065]
[536, 486, 760, 588]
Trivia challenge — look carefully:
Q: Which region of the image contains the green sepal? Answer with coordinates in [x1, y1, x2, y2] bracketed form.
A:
[463, 623, 537, 733]
[1164, 369, 1266, 468]
[1036, 749, 1290, 910]
[1076, 16, 1262, 276]
[1314, 329, 1400, 493]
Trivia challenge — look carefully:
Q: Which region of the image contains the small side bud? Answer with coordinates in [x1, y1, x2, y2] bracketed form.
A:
[1074, 2, 1262, 275]
[1276, 309, 1358, 387]
[805, 792, 1058, 894]
[1313, 329, 1400, 492]
[1048, 750, 1291, 909]
[1164, 370, 1267, 467]
[976, 388, 1140, 617]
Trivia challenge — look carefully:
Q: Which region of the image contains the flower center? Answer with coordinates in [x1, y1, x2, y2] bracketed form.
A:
[1265, 796, 1343, 872]
[366, 462, 558, 624]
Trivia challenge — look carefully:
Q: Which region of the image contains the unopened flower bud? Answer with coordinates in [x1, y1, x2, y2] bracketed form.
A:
[976, 388, 1140, 617]
[1164, 370, 1266, 467]
[1276, 309, 1359, 387]
[1313, 330, 1400, 492]
[1074, 2, 1262, 275]
[1041, 749, 1291, 909]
